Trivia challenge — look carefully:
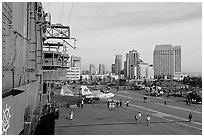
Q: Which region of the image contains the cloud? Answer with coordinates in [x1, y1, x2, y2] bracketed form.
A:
[71, 2, 201, 31]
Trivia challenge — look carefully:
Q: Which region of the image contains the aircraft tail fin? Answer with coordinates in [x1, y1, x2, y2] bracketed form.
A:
[81, 86, 93, 96]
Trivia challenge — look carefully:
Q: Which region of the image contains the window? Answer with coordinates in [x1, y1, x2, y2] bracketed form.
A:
[43, 82, 47, 94]
[44, 53, 53, 58]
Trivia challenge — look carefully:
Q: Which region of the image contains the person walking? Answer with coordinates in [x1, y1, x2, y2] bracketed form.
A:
[137, 112, 142, 123]
[144, 96, 147, 103]
[189, 99, 192, 106]
[77, 101, 80, 108]
[126, 100, 129, 107]
[69, 111, 74, 126]
[81, 100, 84, 108]
[109, 102, 113, 111]
[119, 99, 122, 107]
[146, 115, 151, 126]
[164, 99, 167, 105]
[116, 101, 119, 108]
[134, 114, 138, 124]
[90, 98, 93, 105]
[185, 99, 188, 105]
[188, 113, 192, 122]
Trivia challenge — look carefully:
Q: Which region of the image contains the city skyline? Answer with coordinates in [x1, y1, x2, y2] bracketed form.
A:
[42, 2, 202, 73]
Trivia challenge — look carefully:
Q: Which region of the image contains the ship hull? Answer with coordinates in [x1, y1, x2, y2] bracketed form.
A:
[2, 81, 41, 135]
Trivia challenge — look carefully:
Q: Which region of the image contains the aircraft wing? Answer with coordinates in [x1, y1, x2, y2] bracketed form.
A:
[96, 92, 114, 100]
[81, 85, 114, 101]
[81, 86, 93, 96]
[60, 86, 74, 96]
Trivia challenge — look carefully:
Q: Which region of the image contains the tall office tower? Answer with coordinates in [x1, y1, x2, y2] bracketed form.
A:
[115, 54, 122, 75]
[126, 50, 139, 79]
[99, 64, 105, 75]
[124, 61, 127, 78]
[153, 44, 175, 79]
[89, 64, 96, 75]
[111, 64, 115, 73]
[173, 46, 181, 79]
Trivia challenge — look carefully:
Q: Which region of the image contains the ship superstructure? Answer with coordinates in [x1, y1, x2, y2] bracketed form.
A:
[2, 2, 76, 135]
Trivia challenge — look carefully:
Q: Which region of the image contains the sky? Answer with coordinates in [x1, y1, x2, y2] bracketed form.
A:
[42, 2, 202, 73]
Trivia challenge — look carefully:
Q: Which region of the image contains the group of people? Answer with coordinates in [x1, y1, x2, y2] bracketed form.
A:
[116, 100, 123, 108]
[77, 100, 85, 108]
[107, 99, 130, 111]
[133, 111, 192, 126]
[185, 98, 192, 106]
[136, 112, 192, 126]
[134, 112, 151, 126]
[107, 99, 121, 111]
[107, 100, 115, 111]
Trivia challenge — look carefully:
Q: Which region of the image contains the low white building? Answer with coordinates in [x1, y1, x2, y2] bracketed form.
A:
[138, 63, 154, 80]
[81, 74, 90, 81]
[174, 72, 185, 81]
[147, 65, 154, 79]
[109, 73, 119, 80]
[138, 63, 149, 79]
[66, 67, 80, 81]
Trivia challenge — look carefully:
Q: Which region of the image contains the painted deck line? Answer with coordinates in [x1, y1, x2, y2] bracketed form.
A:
[56, 122, 143, 128]
[127, 105, 202, 131]
[162, 117, 202, 131]
[115, 94, 202, 126]
[155, 102, 202, 114]
[55, 120, 200, 130]
[116, 93, 202, 114]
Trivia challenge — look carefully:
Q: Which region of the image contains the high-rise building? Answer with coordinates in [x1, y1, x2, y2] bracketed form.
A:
[111, 64, 115, 74]
[173, 46, 181, 79]
[124, 61, 127, 78]
[173, 46, 181, 72]
[153, 44, 181, 79]
[89, 64, 96, 75]
[125, 50, 139, 79]
[99, 64, 105, 75]
[115, 54, 122, 75]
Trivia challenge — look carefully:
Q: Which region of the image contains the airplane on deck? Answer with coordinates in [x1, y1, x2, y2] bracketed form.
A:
[80, 85, 114, 103]
[60, 85, 75, 96]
